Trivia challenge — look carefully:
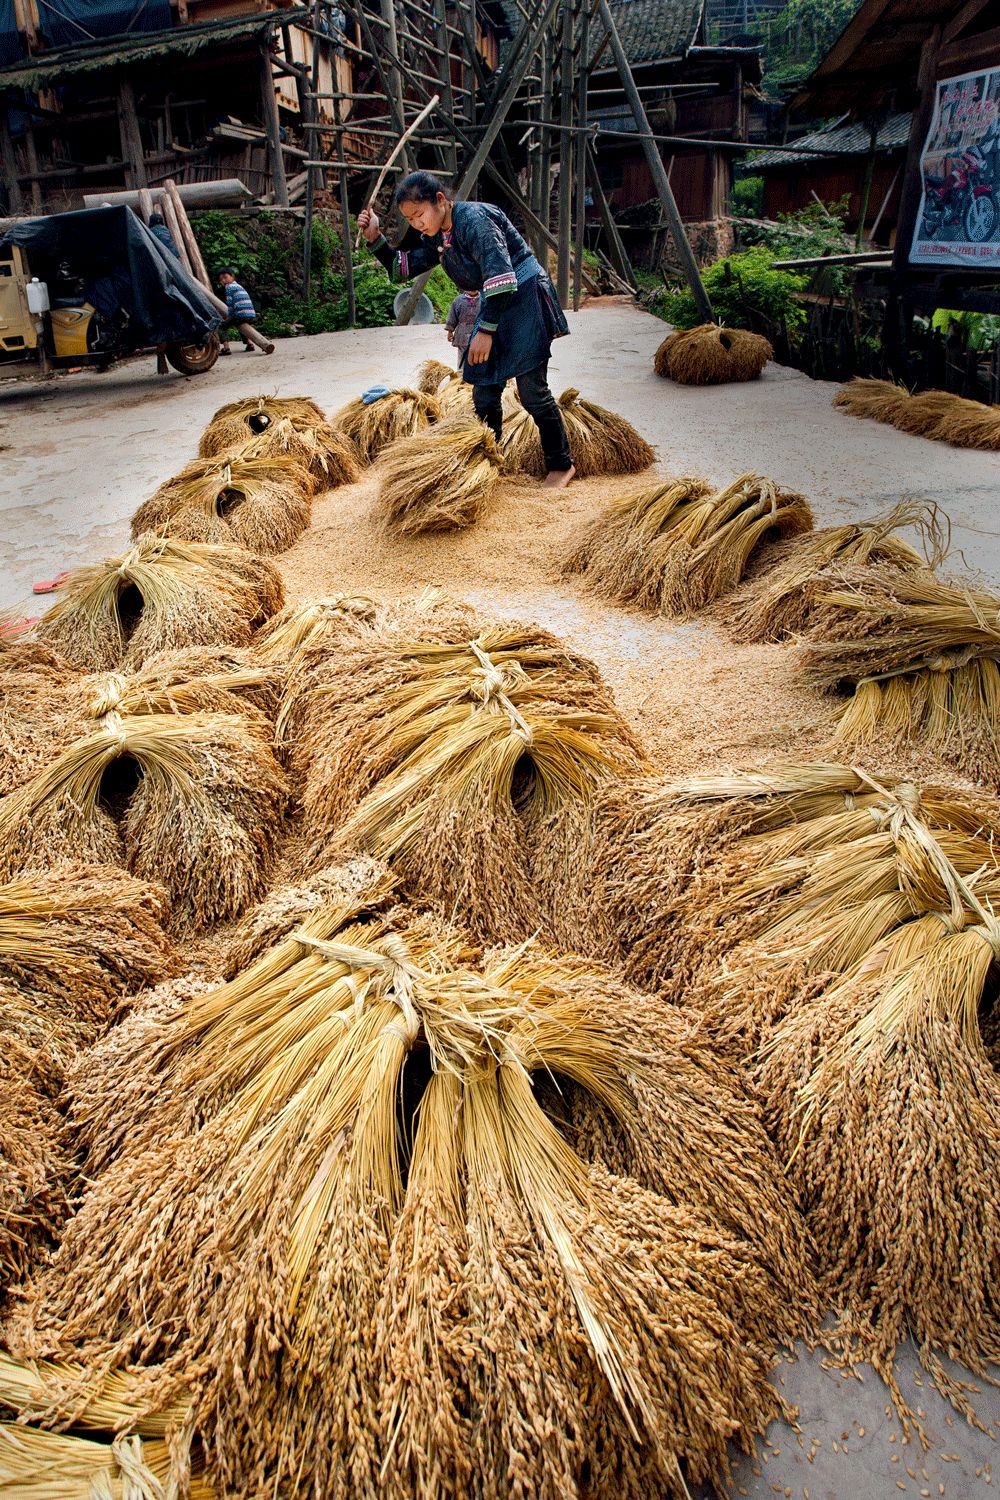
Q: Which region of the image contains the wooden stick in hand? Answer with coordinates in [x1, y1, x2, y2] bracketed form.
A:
[355, 93, 441, 250]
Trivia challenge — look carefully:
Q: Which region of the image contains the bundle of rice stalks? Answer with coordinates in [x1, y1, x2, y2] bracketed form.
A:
[0, 647, 82, 795]
[588, 762, 1000, 1007]
[0, 713, 288, 927]
[557, 388, 654, 477]
[751, 818, 1000, 1428]
[295, 622, 644, 939]
[199, 395, 362, 486]
[0, 1425, 216, 1500]
[835, 378, 1000, 450]
[253, 594, 377, 665]
[35, 536, 283, 672]
[333, 388, 441, 463]
[564, 472, 812, 616]
[655, 324, 773, 385]
[374, 418, 503, 535]
[415, 357, 454, 395]
[727, 501, 948, 643]
[130, 455, 315, 554]
[797, 566, 1000, 778]
[9, 892, 809, 1498]
[1, 1037, 69, 1298]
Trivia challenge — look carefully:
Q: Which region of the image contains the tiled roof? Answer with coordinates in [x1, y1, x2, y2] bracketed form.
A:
[751, 110, 912, 169]
[497, 0, 704, 65]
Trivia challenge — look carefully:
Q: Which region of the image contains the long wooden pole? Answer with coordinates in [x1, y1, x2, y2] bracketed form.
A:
[117, 78, 148, 192]
[585, 140, 635, 286]
[159, 189, 194, 278]
[259, 42, 289, 208]
[302, 0, 323, 302]
[572, 0, 590, 311]
[334, 86, 356, 328]
[597, 0, 712, 321]
[556, 0, 574, 306]
[433, 0, 458, 176]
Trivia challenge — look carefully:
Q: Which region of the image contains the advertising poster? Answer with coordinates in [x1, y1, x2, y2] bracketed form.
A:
[910, 67, 1000, 268]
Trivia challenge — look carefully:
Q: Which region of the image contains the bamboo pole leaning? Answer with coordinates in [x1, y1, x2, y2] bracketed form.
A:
[563, 472, 813, 616]
[3, 875, 814, 1499]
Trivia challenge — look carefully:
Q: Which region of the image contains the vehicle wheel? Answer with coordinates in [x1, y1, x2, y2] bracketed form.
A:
[964, 192, 999, 243]
[165, 333, 221, 375]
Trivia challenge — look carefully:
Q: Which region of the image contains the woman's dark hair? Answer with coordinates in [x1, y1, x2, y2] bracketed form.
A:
[395, 170, 450, 206]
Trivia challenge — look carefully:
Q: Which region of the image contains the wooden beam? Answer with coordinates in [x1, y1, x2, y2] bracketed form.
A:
[585, 139, 635, 287]
[259, 44, 289, 208]
[557, 0, 574, 306]
[159, 188, 195, 278]
[572, 0, 590, 312]
[433, 0, 458, 176]
[891, 24, 941, 279]
[939, 25, 1000, 73]
[942, 0, 992, 46]
[596, 0, 713, 322]
[0, 108, 23, 215]
[117, 78, 148, 191]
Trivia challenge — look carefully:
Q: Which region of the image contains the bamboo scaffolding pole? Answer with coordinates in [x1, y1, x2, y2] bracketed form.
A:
[573, 0, 590, 311]
[556, 0, 574, 305]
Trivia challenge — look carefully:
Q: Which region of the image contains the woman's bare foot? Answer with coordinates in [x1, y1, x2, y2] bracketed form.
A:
[542, 465, 575, 489]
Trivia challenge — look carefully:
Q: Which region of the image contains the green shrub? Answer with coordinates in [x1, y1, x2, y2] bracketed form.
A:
[660, 248, 807, 332]
[730, 175, 764, 219]
[424, 264, 459, 319]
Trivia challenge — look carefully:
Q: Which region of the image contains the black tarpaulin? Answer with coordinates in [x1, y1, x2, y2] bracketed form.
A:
[35, 0, 169, 48]
[0, 205, 221, 347]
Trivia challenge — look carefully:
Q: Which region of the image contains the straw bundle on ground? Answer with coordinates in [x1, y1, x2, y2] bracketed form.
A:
[655, 324, 773, 384]
[797, 566, 1000, 778]
[564, 472, 812, 616]
[0, 713, 288, 927]
[557, 388, 654, 477]
[727, 502, 946, 642]
[130, 455, 315, 554]
[253, 594, 376, 666]
[0, 649, 82, 795]
[199, 395, 362, 485]
[8, 888, 809, 1499]
[374, 418, 503, 535]
[295, 622, 644, 939]
[751, 826, 1000, 1426]
[0, 1039, 67, 1300]
[333, 388, 441, 463]
[35, 536, 284, 672]
[835, 377, 1000, 449]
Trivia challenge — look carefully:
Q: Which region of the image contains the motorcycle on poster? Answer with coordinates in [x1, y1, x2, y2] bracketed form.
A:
[910, 67, 1000, 267]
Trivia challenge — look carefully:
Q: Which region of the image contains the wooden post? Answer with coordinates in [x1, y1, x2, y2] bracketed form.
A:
[260, 42, 290, 208]
[159, 189, 195, 277]
[572, 0, 590, 312]
[117, 78, 148, 191]
[556, 0, 574, 305]
[585, 141, 635, 286]
[164, 179, 217, 299]
[380, 0, 411, 168]
[596, 0, 713, 322]
[536, 33, 553, 256]
[24, 124, 41, 213]
[0, 108, 23, 215]
[303, 0, 323, 303]
[891, 25, 942, 276]
[433, 0, 458, 176]
[855, 120, 879, 251]
[335, 90, 355, 327]
[137, 186, 153, 223]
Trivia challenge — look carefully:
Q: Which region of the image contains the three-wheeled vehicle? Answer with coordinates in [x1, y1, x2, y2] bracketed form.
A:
[0, 205, 222, 377]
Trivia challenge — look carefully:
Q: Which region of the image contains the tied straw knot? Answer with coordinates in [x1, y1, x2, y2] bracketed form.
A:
[88, 672, 128, 718]
[100, 710, 130, 752]
[109, 1434, 166, 1497]
[290, 929, 422, 1045]
[467, 638, 534, 745]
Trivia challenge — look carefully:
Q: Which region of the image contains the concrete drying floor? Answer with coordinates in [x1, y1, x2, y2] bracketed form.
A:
[2, 300, 1000, 1498]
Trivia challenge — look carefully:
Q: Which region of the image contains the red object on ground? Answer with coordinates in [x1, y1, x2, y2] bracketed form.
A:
[32, 571, 70, 594]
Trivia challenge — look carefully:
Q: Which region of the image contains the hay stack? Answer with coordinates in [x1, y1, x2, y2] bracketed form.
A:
[0, 712, 288, 927]
[563, 471, 812, 616]
[35, 536, 284, 672]
[7, 885, 811, 1498]
[130, 456, 315, 554]
[292, 620, 643, 940]
[374, 418, 503, 535]
[835, 378, 1000, 449]
[254, 594, 377, 663]
[198, 395, 362, 486]
[727, 502, 945, 643]
[333, 388, 441, 463]
[655, 324, 773, 384]
[797, 567, 1000, 779]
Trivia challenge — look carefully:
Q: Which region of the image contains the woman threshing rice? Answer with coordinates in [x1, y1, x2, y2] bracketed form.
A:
[358, 170, 576, 489]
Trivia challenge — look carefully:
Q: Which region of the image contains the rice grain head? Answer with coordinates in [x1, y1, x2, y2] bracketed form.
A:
[416, 357, 454, 395]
